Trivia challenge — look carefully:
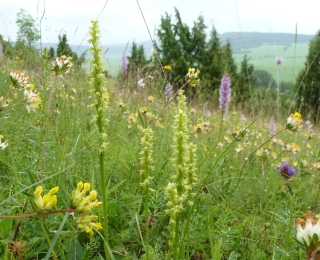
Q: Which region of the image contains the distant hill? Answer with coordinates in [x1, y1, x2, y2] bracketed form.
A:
[37, 32, 315, 80]
[219, 32, 314, 53]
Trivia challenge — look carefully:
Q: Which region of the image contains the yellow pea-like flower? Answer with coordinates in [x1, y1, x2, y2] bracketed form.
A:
[34, 186, 59, 210]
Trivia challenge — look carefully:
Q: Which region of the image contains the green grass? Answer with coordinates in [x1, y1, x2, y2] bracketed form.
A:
[233, 43, 309, 83]
[0, 38, 317, 260]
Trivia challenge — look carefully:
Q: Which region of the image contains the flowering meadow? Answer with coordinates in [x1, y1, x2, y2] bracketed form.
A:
[1, 21, 320, 260]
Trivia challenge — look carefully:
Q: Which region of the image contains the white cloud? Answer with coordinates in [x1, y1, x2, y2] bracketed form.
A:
[0, 0, 319, 46]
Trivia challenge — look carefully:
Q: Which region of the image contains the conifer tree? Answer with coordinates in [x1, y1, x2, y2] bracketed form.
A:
[57, 34, 77, 59]
[157, 9, 207, 87]
[56, 34, 85, 66]
[222, 40, 238, 92]
[127, 41, 148, 71]
[173, 7, 191, 74]
[48, 47, 55, 59]
[190, 15, 207, 69]
[236, 55, 255, 104]
[294, 30, 320, 122]
[157, 11, 183, 83]
[202, 26, 224, 92]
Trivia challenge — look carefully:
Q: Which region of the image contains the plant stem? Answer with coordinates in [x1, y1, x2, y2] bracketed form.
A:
[0, 208, 74, 219]
[155, 80, 190, 122]
[41, 74, 57, 172]
[145, 186, 150, 260]
[234, 127, 287, 190]
[39, 216, 58, 259]
[313, 184, 320, 213]
[0, 85, 13, 112]
[99, 147, 109, 258]
[218, 110, 224, 142]
[185, 204, 192, 260]
[174, 214, 181, 260]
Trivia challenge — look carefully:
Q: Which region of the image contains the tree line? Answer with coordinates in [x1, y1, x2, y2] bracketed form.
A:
[1, 8, 320, 121]
[126, 8, 320, 122]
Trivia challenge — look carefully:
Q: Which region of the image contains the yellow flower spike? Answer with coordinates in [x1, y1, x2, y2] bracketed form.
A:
[71, 181, 102, 235]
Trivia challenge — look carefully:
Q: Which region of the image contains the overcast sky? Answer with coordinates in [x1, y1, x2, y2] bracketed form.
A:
[0, 0, 319, 46]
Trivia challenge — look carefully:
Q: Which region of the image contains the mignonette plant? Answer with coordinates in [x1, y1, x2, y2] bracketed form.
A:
[1, 10, 320, 260]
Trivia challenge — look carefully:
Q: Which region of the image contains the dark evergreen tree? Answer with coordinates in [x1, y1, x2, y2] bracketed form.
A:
[172, 7, 191, 78]
[222, 40, 238, 87]
[190, 14, 207, 69]
[57, 34, 77, 58]
[48, 47, 55, 59]
[202, 26, 224, 92]
[294, 30, 320, 122]
[56, 34, 85, 66]
[253, 70, 275, 88]
[157, 11, 182, 83]
[127, 41, 148, 71]
[235, 55, 255, 103]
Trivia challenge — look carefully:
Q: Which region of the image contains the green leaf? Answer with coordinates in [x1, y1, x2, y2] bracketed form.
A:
[0, 218, 13, 239]
[70, 239, 84, 260]
[106, 179, 126, 196]
[44, 212, 69, 260]
[107, 201, 118, 213]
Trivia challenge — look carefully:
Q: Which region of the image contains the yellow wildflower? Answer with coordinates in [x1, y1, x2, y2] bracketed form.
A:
[186, 68, 200, 87]
[74, 215, 102, 235]
[70, 182, 102, 235]
[287, 112, 303, 132]
[148, 96, 155, 103]
[34, 186, 59, 210]
[139, 106, 148, 114]
[163, 65, 172, 71]
[128, 113, 137, 127]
